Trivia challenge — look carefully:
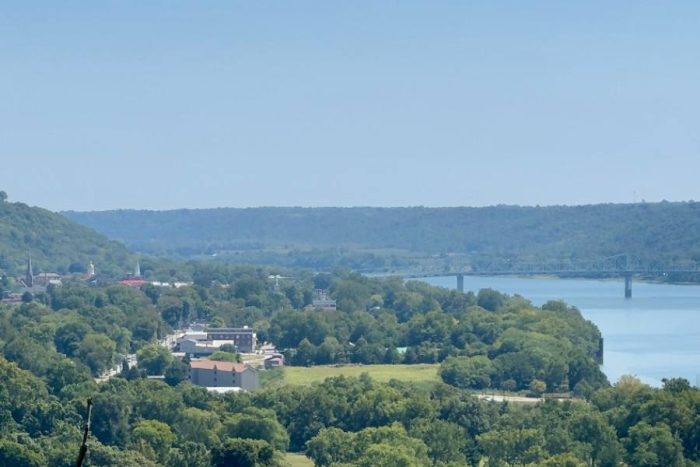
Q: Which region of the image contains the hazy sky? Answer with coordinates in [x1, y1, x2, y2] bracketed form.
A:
[1, 1, 699, 211]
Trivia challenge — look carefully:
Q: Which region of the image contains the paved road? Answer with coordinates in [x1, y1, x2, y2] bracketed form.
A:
[475, 393, 575, 404]
[159, 330, 185, 349]
[476, 394, 542, 404]
[95, 329, 185, 383]
[95, 353, 136, 382]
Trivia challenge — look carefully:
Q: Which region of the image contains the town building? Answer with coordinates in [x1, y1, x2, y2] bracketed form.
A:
[119, 277, 147, 287]
[179, 330, 208, 341]
[305, 289, 337, 311]
[178, 338, 230, 356]
[264, 353, 285, 369]
[205, 327, 257, 353]
[18, 256, 60, 292]
[33, 272, 62, 287]
[87, 261, 96, 278]
[24, 256, 34, 288]
[188, 359, 259, 391]
[176, 327, 257, 355]
[119, 260, 147, 287]
[0, 292, 23, 304]
[150, 281, 193, 288]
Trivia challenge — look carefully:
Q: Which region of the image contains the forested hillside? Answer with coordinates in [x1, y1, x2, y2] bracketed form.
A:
[0, 194, 132, 276]
[64, 202, 700, 272]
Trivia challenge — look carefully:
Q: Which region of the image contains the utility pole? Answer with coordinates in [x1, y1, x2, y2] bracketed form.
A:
[76, 398, 93, 467]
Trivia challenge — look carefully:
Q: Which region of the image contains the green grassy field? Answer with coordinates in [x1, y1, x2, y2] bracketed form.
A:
[285, 452, 314, 467]
[270, 364, 440, 387]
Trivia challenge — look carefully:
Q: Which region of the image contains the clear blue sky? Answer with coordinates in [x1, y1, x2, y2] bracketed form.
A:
[1, 1, 699, 211]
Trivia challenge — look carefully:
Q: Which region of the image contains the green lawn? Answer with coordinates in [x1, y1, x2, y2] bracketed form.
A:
[270, 364, 440, 387]
[285, 452, 314, 467]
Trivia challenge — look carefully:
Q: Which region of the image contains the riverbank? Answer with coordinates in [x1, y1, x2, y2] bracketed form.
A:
[420, 275, 700, 387]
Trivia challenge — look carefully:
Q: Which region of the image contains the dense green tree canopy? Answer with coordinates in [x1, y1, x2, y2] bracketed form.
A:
[0, 265, 697, 466]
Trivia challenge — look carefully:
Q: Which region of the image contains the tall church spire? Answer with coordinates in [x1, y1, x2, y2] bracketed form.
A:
[26, 256, 34, 288]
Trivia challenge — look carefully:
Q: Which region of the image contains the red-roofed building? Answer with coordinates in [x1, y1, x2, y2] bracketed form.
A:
[119, 261, 146, 287]
[119, 278, 147, 287]
[188, 359, 259, 391]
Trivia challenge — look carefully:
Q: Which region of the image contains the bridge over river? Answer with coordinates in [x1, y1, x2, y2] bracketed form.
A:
[362, 255, 700, 298]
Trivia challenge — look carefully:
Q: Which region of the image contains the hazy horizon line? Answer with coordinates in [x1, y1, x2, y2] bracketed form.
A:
[57, 198, 698, 214]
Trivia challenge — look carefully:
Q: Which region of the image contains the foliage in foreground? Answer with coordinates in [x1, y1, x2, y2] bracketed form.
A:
[0, 264, 696, 465]
[1, 355, 698, 466]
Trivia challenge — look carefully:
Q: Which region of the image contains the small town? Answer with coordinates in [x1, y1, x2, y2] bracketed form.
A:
[2, 256, 345, 395]
[2, 2, 699, 466]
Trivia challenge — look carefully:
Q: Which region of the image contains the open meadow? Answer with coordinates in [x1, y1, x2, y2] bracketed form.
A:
[265, 364, 440, 388]
[285, 452, 314, 467]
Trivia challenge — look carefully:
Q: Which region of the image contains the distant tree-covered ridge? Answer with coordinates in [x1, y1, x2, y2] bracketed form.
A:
[64, 202, 700, 276]
[0, 195, 133, 276]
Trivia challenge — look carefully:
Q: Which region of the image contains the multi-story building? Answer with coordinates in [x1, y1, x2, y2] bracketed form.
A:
[188, 359, 259, 391]
[205, 327, 257, 353]
[304, 289, 337, 311]
[178, 338, 220, 356]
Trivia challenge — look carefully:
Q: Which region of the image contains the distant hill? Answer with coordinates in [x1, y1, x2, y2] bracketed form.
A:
[63, 202, 700, 274]
[0, 198, 133, 276]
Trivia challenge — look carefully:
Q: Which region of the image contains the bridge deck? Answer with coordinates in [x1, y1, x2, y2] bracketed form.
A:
[400, 269, 700, 279]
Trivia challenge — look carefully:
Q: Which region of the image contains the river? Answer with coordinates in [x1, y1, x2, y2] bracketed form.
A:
[420, 275, 700, 387]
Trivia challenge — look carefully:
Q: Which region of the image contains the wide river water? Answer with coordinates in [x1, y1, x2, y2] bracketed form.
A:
[420, 275, 700, 387]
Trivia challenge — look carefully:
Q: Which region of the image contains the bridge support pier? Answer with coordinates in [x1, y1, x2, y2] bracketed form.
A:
[624, 274, 632, 299]
[457, 274, 464, 293]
